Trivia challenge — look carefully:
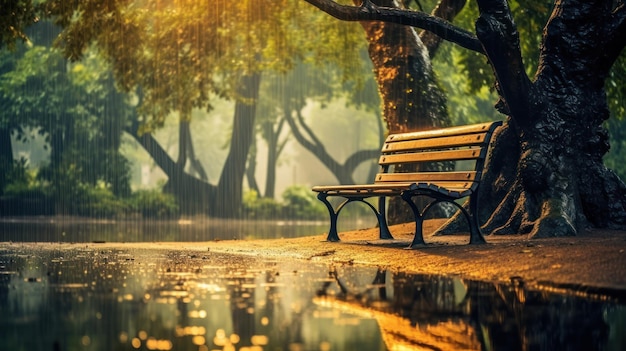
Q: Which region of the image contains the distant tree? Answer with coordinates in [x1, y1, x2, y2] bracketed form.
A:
[268, 62, 382, 186]
[0, 27, 131, 209]
[37, 0, 371, 217]
[306, 0, 626, 236]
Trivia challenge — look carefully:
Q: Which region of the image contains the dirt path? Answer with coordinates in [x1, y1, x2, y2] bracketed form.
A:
[67, 219, 626, 297]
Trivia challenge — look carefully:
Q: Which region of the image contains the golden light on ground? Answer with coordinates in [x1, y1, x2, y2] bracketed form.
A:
[176, 325, 207, 336]
[251, 335, 269, 346]
[288, 343, 304, 351]
[192, 335, 206, 346]
[319, 341, 331, 351]
[188, 309, 208, 318]
[146, 337, 173, 350]
[239, 346, 263, 351]
[229, 333, 240, 344]
[213, 329, 228, 346]
[119, 332, 129, 343]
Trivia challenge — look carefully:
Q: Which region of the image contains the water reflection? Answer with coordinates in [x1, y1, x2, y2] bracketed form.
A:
[317, 269, 626, 351]
[0, 245, 624, 351]
[0, 217, 374, 242]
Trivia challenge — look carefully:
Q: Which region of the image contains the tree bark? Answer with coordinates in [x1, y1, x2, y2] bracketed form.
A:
[355, 0, 453, 224]
[0, 125, 13, 194]
[126, 73, 260, 217]
[178, 120, 208, 181]
[131, 128, 216, 214]
[473, 0, 626, 236]
[262, 117, 286, 198]
[246, 141, 261, 195]
[215, 72, 261, 217]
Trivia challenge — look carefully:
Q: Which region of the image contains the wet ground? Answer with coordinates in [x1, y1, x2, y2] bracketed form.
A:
[0, 217, 351, 242]
[1, 218, 626, 350]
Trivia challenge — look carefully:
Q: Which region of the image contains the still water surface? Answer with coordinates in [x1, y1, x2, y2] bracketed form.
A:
[0, 220, 625, 351]
[0, 217, 372, 242]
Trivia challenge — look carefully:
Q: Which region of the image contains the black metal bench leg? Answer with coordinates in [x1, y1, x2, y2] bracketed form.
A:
[468, 195, 486, 244]
[317, 193, 340, 242]
[371, 268, 387, 299]
[401, 192, 426, 248]
[377, 197, 393, 239]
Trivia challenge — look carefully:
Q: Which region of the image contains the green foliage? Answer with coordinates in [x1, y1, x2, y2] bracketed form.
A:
[607, 54, 626, 121]
[242, 186, 327, 220]
[2, 160, 180, 217]
[72, 182, 128, 218]
[1, 28, 133, 199]
[242, 190, 283, 219]
[450, 0, 551, 94]
[129, 189, 179, 219]
[281, 185, 327, 220]
[2, 158, 49, 198]
[0, 0, 38, 50]
[40, 0, 368, 133]
[2, 160, 129, 218]
[242, 185, 375, 221]
[605, 117, 626, 180]
[1, 160, 53, 215]
[433, 43, 503, 125]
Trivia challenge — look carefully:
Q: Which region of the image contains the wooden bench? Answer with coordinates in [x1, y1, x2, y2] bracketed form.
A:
[312, 121, 502, 248]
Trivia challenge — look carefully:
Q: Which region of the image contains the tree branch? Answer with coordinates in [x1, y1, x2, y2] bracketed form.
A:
[343, 149, 381, 171]
[283, 107, 348, 182]
[303, 0, 484, 54]
[419, 0, 467, 57]
[475, 0, 531, 121]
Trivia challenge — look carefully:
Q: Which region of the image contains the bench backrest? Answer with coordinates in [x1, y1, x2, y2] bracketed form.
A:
[374, 121, 503, 193]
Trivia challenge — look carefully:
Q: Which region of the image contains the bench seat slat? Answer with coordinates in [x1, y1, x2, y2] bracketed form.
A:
[312, 181, 475, 196]
[385, 121, 496, 142]
[379, 148, 482, 165]
[375, 171, 477, 183]
[383, 133, 487, 152]
[312, 182, 414, 194]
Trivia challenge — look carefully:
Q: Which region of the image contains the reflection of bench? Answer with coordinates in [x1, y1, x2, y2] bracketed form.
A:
[312, 121, 502, 248]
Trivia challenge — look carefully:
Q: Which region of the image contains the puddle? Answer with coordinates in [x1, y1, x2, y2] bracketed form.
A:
[0, 246, 624, 350]
[0, 217, 373, 242]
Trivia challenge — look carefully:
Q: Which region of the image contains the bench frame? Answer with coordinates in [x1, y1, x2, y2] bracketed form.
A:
[312, 121, 502, 248]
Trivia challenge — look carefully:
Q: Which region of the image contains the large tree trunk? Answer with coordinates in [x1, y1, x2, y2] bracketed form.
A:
[357, 0, 453, 224]
[132, 129, 216, 214]
[469, 0, 626, 237]
[0, 125, 13, 194]
[245, 141, 261, 195]
[214, 72, 261, 218]
[128, 73, 261, 217]
[178, 120, 208, 181]
[262, 117, 285, 198]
